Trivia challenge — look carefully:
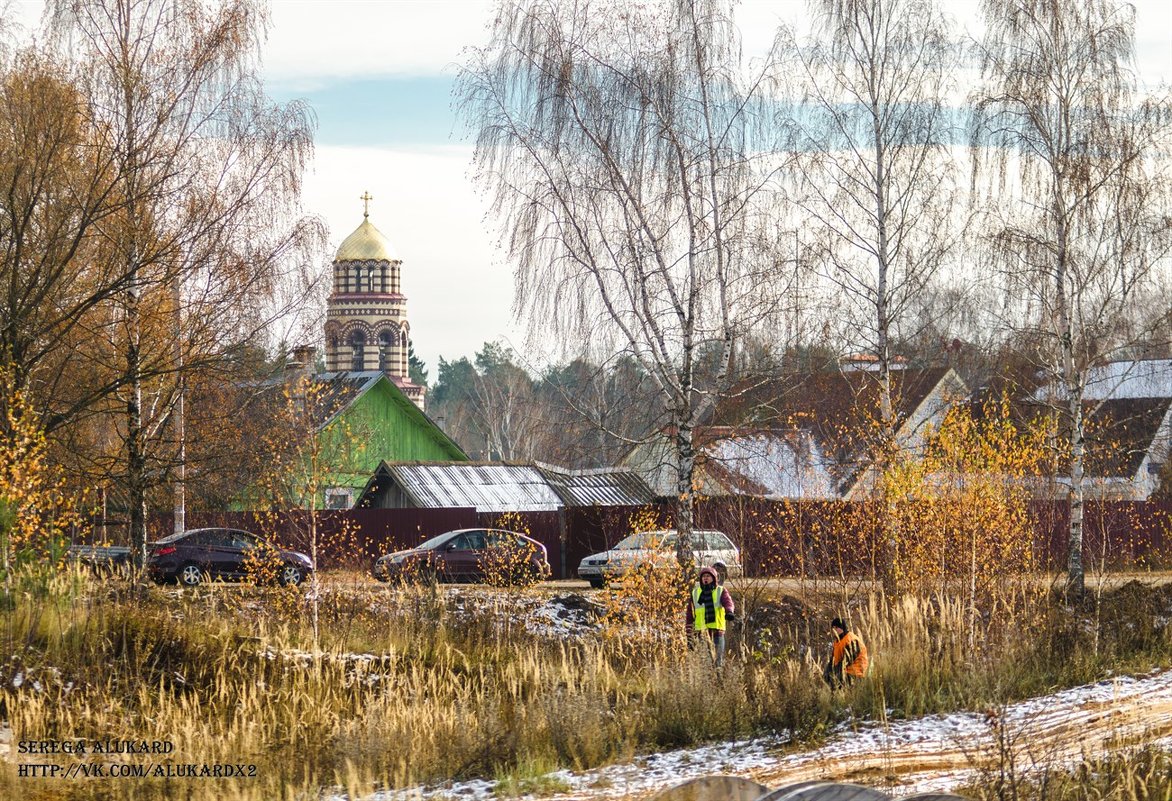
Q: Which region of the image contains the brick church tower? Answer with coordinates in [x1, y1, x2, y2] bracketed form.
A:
[324, 193, 426, 409]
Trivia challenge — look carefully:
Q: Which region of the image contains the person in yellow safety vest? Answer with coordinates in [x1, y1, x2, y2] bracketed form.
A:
[823, 616, 869, 688]
[686, 565, 735, 667]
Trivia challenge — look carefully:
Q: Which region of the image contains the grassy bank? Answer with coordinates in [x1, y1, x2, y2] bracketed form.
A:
[1, 568, 1170, 801]
[961, 747, 1172, 801]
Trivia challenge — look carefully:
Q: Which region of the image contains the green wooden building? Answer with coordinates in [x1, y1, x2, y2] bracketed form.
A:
[236, 369, 467, 511]
[311, 371, 467, 509]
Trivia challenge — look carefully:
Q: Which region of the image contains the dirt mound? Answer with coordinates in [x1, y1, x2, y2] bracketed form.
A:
[1099, 579, 1172, 614]
[745, 595, 816, 633]
[738, 595, 822, 659]
[548, 593, 606, 619]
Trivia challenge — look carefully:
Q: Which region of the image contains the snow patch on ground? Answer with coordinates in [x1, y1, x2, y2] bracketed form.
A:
[444, 589, 602, 641]
[2, 659, 73, 696]
[348, 667, 1172, 801]
[780, 667, 1172, 795]
[344, 738, 782, 801]
[258, 591, 603, 684]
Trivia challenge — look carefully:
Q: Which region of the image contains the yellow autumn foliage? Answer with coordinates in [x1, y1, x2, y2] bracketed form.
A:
[598, 506, 691, 662]
[884, 395, 1054, 637]
[0, 378, 85, 577]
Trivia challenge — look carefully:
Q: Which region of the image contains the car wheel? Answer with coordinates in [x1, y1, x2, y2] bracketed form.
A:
[280, 565, 305, 587]
[179, 563, 203, 587]
[588, 578, 606, 589]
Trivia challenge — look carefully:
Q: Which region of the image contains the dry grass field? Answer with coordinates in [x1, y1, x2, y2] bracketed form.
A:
[1, 566, 1170, 801]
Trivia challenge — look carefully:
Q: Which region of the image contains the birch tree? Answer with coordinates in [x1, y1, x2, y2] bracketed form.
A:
[973, 0, 1172, 596]
[459, 0, 788, 562]
[48, 0, 321, 567]
[779, 0, 961, 450]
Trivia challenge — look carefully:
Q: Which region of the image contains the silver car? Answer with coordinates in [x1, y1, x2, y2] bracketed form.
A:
[577, 528, 742, 588]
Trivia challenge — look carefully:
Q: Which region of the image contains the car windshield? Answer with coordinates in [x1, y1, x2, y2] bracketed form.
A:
[704, 531, 734, 550]
[415, 531, 458, 551]
[614, 531, 678, 550]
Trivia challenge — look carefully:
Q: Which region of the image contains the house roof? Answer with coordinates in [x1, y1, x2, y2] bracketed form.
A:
[534, 462, 656, 507]
[1020, 358, 1172, 482]
[698, 429, 837, 499]
[374, 462, 562, 512]
[1012, 396, 1172, 479]
[1032, 359, 1172, 402]
[312, 371, 466, 459]
[1088, 398, 1172, 477]
[708, 366, 959, 492]
[712, 366, 953, 430]
[310, 372, 382, 428]
[358, 460, 654, 512]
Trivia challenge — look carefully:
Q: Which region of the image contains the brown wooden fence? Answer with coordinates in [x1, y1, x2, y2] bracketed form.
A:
[82, 498, 1172, 578]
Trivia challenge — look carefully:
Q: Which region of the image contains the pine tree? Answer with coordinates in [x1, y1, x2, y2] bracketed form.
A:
[407, 339, 428, 387]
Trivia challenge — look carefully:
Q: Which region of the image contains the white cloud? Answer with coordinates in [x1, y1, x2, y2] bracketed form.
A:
[736, 0, 1170, 86]
[263, 0, 493, 88]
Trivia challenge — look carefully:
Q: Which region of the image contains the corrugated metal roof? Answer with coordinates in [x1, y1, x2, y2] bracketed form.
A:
[389, 463, 563, 512]
[535, 463, 656, 507]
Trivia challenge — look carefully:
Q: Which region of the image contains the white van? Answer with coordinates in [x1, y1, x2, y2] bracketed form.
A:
[576, 528, 742, 588]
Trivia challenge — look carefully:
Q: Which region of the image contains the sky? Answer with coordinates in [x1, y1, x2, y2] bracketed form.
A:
[8, 0, 1172, 376]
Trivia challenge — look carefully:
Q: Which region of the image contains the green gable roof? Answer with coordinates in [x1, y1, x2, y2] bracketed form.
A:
[314, 371, 467, 462]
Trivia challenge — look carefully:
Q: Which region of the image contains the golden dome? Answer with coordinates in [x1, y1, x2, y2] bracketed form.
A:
[334, 217, 400, 262]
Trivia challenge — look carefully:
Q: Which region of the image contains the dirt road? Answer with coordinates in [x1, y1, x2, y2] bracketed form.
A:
[751, 669, 1172, 794]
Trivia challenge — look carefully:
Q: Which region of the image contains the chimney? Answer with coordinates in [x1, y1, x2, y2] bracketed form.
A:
[285, 344, 318, 381]
[840, 352, 907, 372]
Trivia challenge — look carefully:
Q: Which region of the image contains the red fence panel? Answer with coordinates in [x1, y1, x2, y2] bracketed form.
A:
[84, 497, 1172, 577]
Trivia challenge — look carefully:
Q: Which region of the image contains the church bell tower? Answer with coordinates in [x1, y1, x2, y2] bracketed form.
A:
[324, 193, 426, 409]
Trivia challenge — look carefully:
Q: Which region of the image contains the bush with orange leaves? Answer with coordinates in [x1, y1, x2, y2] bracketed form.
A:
[597, 507, 692, 663]
[883, 395, 1054, 640]
[479, 513, 545, 587]
[0, 380, 85, 589]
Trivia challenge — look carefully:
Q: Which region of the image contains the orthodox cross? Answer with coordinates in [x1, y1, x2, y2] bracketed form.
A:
[360, 191, 373, 218]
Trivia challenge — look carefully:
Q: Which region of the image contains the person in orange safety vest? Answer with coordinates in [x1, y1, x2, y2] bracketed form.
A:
[823, 616, 868, 688]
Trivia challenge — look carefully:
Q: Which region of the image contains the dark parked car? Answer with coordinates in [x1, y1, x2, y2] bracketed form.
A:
[67, 545, 132, 573]
[372, 528, 550, 584]
[146, 528, 313, 587]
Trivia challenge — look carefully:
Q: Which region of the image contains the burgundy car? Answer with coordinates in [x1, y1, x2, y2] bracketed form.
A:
[147, 528, 313, 587]
[372, 528, 550, 584]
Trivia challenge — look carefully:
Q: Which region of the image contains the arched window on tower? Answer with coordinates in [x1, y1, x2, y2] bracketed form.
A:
[400, 330, 409, 377]
[378, 331, 393, 372]
[349, 330, 366, 371]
